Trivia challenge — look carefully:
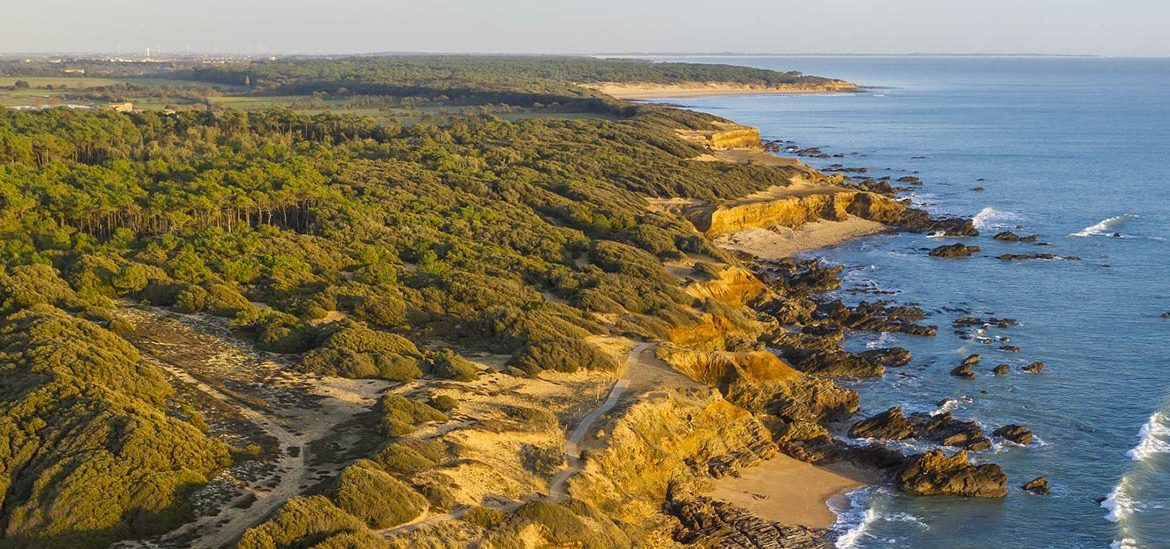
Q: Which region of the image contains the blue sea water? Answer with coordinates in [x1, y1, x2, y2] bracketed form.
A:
[647, 57, 1170, 548]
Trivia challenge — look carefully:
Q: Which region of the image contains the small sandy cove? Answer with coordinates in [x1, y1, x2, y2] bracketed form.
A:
[715, 219, 886, 259]
[707, 454, 871, 528]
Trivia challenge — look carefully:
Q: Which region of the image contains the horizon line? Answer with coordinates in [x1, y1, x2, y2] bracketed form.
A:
[2, 50, 1164, 60]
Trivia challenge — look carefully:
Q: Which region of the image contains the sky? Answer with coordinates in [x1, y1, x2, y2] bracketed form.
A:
[3, 0, 1168, 57]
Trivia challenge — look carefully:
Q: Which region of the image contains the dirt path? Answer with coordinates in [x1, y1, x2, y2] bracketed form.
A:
[114, 307, 389, 549]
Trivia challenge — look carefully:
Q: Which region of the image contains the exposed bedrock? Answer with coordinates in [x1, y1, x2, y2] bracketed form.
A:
[897, 449, 1008, 498]
[847, 407, 991, 451]
[666, 496, 831, 549]
[929, 243, 981, 258]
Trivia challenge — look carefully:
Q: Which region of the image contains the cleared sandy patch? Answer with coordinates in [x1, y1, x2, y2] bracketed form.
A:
[707, 454, 868, 528]
[715, 217, 886, 259]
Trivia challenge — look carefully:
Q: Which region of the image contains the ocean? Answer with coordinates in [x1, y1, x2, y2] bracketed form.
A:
[645, 56, 1170, 548]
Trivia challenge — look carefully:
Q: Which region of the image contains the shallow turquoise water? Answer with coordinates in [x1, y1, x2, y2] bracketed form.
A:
[649, 57, 1170, 548]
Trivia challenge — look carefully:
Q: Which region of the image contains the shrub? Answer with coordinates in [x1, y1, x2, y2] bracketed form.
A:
[377, 395, 447, 437]
[427, 394, 457, 413]
[373, 443, 435, 476]
[237, 496, 366, 549]
[427, 349, 478, 381]
[173, 284, 210, 313]
[334, 460, 428, 529]
[463, 506, 508, 529]
[299, 322, 423, 381]
[520, 443, 564, 476]
[509, 337, 619, 375]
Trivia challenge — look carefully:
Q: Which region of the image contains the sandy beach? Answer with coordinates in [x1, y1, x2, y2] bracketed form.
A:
[586, 81, 858, 99]
[715, 218, 887, 259]
[707, 453, 870, 528]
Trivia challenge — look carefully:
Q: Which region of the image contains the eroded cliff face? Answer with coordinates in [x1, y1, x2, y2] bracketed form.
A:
[566, 390, 778, 536]
[676, 122, 764, 151]
[696, 189, 906, 237]
[684, 266, 769, 307]
[654, 345, 858, 429]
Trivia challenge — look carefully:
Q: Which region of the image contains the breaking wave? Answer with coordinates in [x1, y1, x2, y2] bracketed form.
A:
[1071, 214, 1137, 237]
[832, 487, 927, 548]
[1127, 412, 1170, 461]
[972, 207, 1023, 231]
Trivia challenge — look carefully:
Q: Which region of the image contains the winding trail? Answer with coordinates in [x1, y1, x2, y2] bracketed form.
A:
[145, 359, 308, 549]
[114, 308, 388, 549]
[548, 342, 654, 501]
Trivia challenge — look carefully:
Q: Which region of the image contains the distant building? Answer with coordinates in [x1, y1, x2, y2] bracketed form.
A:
[107, 102, 134, 113]
[63, 68, 86, 74]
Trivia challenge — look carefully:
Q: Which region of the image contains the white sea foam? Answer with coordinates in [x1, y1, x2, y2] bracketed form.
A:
[1071, 214, 1137, 237]
[866, 332, 897, 350]
[832, 487, 877, 549]
[1112, 539, 1140, 549]
[972, 207, 1023, 231]
[832, 487, 927, 549]
[1103, 479, 1135, 524]
[931, 398, 959, 416]
[1127, 412, 1170, 461]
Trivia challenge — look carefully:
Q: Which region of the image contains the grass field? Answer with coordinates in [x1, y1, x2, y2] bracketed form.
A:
[0, 76, 615, 124]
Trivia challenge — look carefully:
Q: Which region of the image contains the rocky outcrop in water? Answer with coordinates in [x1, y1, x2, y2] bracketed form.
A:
[848, 408, 990, 450]
[992, 363, 1010, 375]
[1022, 476, 1050, 495]
[993, 424, 1034, 445]
[930, 243, 981, 258]
[997, 253, 1080, 261]
[849, 407, 917, 440]
[897, 450, 1007, 498]
[1023, 361, 1046, 373]
[993, 231, 1038, 242]
[816, 300, 937, 337]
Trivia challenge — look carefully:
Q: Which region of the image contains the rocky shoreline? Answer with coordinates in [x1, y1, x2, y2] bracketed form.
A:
[699, 134, 1068, 544]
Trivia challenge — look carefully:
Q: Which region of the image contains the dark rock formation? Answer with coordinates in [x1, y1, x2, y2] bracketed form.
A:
[816, 300, 937, 336]
[992, 363, 1010, 376]
[993, 231, 1038, 242]
[668, 497, 831, 548]
[997, 253, 1081, 261]
[897, 176, 923, 185]
[915, 412, 991, 450]
[930, 243, 981, 258]
[894, 210, 979, 236]
[849, 407, 916, 440]
[858, 347, 912, 368]
[999, 345, 1021, 353]
[961, 354, 981, 366]
[897, 450, 1007, 498]
[993, 424, 1034, 445]
[848, 409, 990, 451]
[1023, 361, 1046, 373]
[1022, 476, 1050, 495]
[951, 364, 975, 379]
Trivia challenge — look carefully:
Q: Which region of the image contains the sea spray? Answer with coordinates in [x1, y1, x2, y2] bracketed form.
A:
[972, 207, 1023, 231]
[1127, 412, 1170, 461]
[832, 487, 928, 549]
[1071, 214, 1137, 237]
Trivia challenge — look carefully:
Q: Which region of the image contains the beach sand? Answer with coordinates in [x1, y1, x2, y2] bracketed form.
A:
[707, 453, 870, 528]
[715, 218, 887, 259]
[587, 82, 857, 99]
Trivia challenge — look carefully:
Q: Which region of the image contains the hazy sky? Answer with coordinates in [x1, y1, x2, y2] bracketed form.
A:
[4, 0, 1168, 56]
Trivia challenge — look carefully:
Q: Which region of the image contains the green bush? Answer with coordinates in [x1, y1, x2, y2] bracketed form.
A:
[509, 337, 618, 375]
[237, 496, 366, 549]
[334, 460, 428, 529]
[377, 395, 447, 437]
[463, 505, 508, 529]
[299, 322, 423, 381]
[427, 349, 478, 381]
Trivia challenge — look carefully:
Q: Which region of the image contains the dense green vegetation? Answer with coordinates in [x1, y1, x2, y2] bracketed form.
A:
[0, 268, 230, 548]
[0, 55, 825, 546]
